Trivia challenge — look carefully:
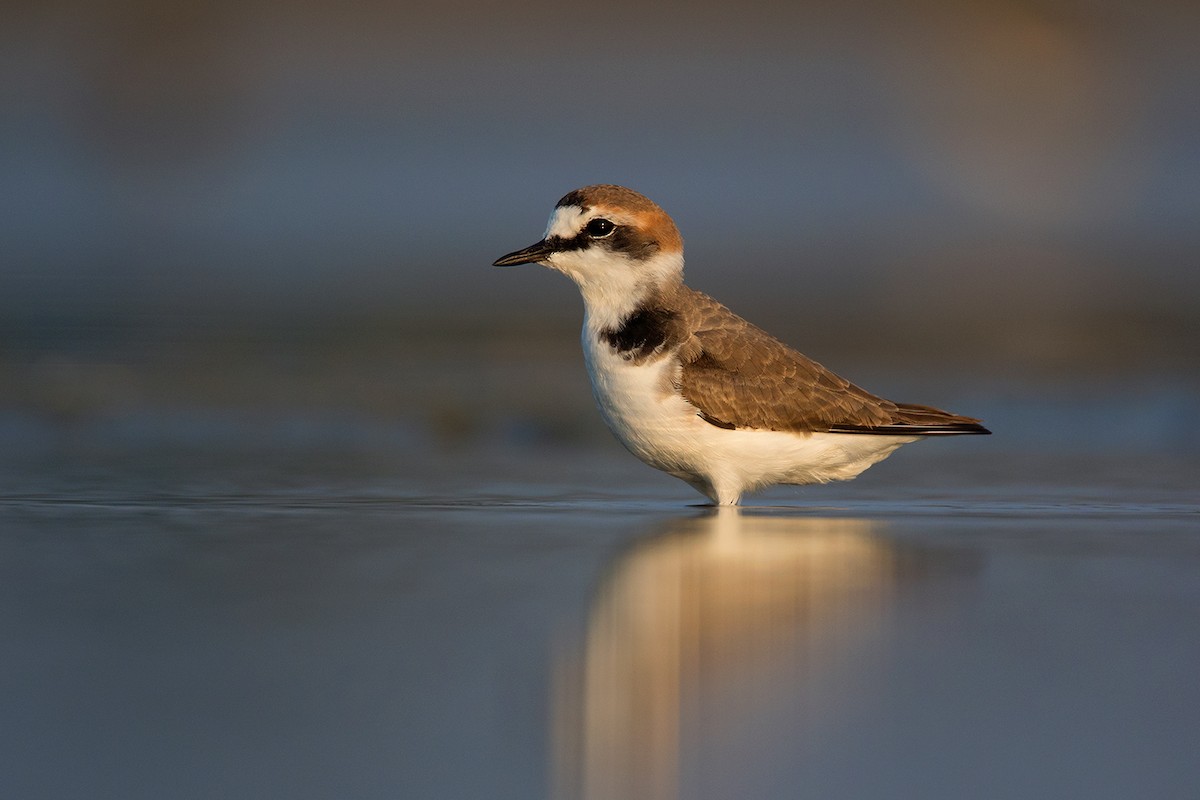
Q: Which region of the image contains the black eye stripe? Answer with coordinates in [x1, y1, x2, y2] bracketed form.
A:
[609, 225, 659, 260]
[546, 233, 587, 253]
[542, 215, 659, 261]
[543, 218, 615, 253]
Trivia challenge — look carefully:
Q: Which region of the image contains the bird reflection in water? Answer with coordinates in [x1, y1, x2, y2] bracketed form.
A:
[550, 509, 898, 800]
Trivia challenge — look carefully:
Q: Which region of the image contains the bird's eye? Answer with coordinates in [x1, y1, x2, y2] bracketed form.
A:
[585, 218, 615, 238]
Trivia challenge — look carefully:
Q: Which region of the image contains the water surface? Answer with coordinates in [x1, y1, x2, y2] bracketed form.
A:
[2, 421, 1197, 799]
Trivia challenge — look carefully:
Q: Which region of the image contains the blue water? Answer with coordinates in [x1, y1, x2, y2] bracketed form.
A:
[1, 410, 1197, 800]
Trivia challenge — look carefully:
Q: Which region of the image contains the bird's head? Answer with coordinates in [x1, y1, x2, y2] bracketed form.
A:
[494, 185, 685, 322]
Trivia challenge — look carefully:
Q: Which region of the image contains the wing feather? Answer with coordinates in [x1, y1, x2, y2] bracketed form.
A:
[672, 288, 988, 435]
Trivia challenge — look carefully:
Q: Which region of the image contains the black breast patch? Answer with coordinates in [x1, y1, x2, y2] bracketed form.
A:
[600, 307, 682, 361]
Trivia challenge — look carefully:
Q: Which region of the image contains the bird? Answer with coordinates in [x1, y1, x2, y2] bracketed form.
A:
[493, 184, 990, 505]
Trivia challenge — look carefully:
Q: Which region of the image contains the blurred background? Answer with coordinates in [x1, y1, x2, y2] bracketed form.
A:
[1, 0, 1198, 448]
[4, 5, 1199, 799]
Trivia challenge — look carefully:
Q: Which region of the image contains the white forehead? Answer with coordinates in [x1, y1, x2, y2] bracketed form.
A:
[544, 205, 590, 239]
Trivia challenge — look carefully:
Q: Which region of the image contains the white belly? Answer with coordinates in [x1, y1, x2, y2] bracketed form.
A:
[582, 331, 917, 504]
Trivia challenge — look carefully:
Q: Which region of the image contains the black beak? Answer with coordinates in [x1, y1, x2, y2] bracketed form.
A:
[493, 239, 556, 267]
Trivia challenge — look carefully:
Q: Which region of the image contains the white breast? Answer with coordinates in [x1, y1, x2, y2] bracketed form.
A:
[582, 329, 706, 476]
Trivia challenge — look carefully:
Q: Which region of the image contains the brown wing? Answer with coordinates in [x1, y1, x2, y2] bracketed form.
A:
[673, 288, 989, 435]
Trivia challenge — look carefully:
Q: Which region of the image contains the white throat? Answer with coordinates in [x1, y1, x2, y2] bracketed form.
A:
[564, 250, 684, 333]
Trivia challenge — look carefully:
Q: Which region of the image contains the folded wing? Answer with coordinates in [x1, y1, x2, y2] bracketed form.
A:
[674, 289, 990, 436]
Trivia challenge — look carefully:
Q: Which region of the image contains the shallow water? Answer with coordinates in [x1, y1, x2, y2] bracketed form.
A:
[1, 414, 1198, 800]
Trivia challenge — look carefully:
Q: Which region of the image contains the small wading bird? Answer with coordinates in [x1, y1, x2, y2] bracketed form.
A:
[494, 185, 990, 505]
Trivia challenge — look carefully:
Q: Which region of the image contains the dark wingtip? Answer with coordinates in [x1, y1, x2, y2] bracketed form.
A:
[918, 422, 992, 435]
[829, 421, 992, 435]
